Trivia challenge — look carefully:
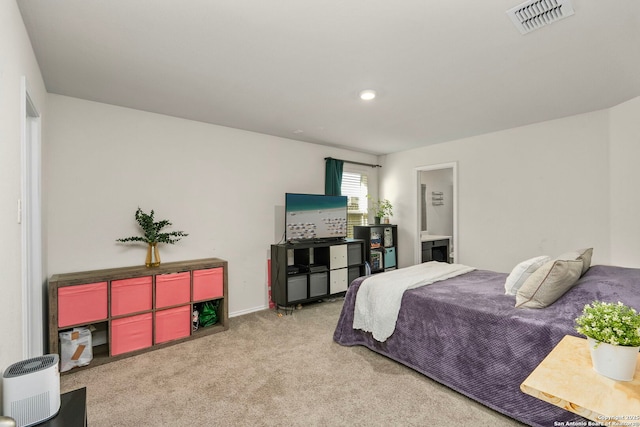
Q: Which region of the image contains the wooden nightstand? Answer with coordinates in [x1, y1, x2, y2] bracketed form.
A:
[521, 335, 640, 423]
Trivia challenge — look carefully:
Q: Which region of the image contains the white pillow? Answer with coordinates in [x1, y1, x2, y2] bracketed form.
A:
[504, 255, 552, 295]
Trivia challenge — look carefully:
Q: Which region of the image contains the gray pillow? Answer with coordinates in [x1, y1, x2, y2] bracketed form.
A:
[515, 259, 584, 309]
[556, 248, 593, 275]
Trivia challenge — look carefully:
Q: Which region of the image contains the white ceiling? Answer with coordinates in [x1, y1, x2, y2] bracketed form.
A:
[17, 0, 640, 155]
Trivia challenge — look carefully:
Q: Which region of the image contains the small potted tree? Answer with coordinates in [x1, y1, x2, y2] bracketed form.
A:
[369, 197, 393, 224]
[116, 208, 188, 267]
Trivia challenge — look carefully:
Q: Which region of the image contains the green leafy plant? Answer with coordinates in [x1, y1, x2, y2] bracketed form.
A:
[575, 301, 640, 347]
[116, 208, 188, 244]
[369, 197, 393, 218]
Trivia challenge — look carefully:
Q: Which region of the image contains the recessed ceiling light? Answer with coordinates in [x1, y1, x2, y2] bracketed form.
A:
[359, 90, 376, 101]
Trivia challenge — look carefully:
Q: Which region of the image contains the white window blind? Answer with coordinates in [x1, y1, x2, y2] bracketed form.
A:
[341, 171, 369, 238]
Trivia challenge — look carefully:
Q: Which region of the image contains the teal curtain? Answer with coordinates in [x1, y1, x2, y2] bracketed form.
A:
[325, 158, 344, 196]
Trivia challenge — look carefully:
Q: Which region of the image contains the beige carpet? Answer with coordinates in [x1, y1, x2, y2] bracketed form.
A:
[61, 298, 525, 426]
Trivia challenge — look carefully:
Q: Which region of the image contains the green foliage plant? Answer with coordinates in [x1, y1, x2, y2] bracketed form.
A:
[575, 300, 640, 347]
[116, 208, 188, 245]
[368, 197, 393, 219]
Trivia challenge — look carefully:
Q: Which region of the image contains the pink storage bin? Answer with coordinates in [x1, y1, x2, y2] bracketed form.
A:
[156, 272, 191, 308]
[58, 282, 108, 327]
[111, 313, 152, 356]
[192, 268, 224, 301]
[155, 305, 191, 344]
[111, 276, 152, 316]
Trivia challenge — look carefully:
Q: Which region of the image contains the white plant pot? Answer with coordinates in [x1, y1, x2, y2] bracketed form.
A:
[587, 337, 640, 381]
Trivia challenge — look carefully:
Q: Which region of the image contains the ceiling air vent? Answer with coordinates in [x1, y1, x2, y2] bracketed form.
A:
[507, 0, 575, 34]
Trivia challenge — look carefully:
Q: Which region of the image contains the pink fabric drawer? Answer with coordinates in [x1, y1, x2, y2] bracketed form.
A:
[155, 272, 191, 308]
[111, 313, 152, 356]
[192, 268, 224, 301]
[58, 282, 108, 327]
[155, 305, 191, 344]
[111, 276, 152, 316]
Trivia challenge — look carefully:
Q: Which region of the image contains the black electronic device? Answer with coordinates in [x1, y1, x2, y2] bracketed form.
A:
[308, 264, 328, 273]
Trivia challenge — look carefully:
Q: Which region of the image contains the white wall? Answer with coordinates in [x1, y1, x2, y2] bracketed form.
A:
[44, 94, 378, 315]
[609, 96, 640, 267]
[380, 109, 612, 272]
[0, 0, 47, 384]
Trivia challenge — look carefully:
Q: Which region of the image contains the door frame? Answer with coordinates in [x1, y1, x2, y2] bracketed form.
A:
[21, 76, 44, 358]
[414, 162, 458, 265]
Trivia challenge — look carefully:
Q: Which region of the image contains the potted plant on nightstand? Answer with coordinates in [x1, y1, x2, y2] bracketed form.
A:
[575, 300, 640, 381]
[369, 197, 393, 224]
[116, 208, 188, 267]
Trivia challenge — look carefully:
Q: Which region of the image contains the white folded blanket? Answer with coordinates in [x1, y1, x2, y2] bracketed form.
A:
[352, 261, 475, 342]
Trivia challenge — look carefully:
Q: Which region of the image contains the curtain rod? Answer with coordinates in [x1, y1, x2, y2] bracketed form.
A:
[324, 157, 381, 168]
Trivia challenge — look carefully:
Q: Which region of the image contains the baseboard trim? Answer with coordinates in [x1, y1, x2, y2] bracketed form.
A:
[229, 304, 269, 318]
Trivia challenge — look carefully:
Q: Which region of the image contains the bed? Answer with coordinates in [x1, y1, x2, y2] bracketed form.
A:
[333, 263, 640, 427]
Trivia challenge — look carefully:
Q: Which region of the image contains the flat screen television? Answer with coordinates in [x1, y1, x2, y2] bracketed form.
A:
[285, 193, 348, 242]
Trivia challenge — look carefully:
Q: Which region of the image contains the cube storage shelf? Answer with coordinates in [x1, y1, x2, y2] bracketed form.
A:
[354, 225, 398, 274]
[271, 239, 365, 307]
[48, 257, 228, 372]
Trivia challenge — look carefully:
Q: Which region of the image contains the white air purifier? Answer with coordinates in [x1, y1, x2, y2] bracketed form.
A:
[2, 354, 60, 427]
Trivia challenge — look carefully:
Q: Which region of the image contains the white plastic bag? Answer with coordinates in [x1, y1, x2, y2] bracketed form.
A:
[59, 327, 93, 372]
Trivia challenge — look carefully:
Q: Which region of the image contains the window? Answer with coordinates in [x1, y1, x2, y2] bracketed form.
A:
[341, 171, 369, 237]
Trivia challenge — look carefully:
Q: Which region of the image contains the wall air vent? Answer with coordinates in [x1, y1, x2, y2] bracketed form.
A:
[507, 0, 575, 34]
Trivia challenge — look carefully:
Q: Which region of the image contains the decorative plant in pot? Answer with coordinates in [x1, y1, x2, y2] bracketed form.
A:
[116, 208, 188, 267]
[575, 300, 640, 381]
[371, 198, 393, 224]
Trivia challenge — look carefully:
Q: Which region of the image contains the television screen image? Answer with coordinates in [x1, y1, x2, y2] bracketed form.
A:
[285, 193, 348, 242]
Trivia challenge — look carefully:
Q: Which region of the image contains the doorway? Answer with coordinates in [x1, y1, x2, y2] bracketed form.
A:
[415, 163, 457, 265]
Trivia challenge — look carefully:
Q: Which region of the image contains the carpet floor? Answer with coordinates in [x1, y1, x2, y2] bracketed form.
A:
[61, 298, 525, 426]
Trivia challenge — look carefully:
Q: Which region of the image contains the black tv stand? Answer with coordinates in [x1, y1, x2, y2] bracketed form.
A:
[313, 237, 346, 244]
[271, 238, 365, 307]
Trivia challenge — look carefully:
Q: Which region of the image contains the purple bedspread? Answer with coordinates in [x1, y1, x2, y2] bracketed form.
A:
[333, 265, 640, 427]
